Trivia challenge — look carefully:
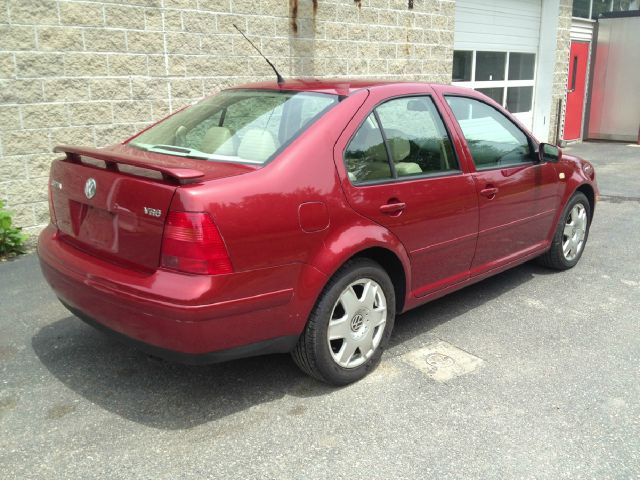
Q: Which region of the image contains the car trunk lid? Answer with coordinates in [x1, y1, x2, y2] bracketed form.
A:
[49, 144, 257, 271]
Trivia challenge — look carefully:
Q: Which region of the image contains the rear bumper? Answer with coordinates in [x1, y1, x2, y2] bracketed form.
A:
[38, 225, 313, 359]
[62, 300, 297, 364]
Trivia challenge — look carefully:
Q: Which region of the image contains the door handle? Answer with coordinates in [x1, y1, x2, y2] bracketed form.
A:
[480, 187, 498, 199]
[379, 201, 406, 215]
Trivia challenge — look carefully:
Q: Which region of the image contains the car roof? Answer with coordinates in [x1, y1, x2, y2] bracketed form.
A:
[228, 78, 465, 97]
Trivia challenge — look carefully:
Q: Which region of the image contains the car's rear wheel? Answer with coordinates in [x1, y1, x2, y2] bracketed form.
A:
[538, 191, 591, 270]
[291, 258, 395, 385]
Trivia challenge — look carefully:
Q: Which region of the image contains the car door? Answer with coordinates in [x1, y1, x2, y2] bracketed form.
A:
[334, 90, 479, 297]
[440, 94, 560, 271]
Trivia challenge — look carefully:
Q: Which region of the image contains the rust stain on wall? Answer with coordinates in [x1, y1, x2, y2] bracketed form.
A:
[290, 0, 298, 33]
[404, 30, 411, 56]
[292, 0, 415, 33]
[312, 0, 318, 27]
[290, 0, 319, 33]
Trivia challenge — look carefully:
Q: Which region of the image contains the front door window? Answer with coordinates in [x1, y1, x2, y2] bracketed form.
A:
[445, 96, 533, 169]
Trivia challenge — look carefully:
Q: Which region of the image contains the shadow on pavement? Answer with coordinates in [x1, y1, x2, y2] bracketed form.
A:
[32, 261, 551, 430]
[390, 261, 554, 350]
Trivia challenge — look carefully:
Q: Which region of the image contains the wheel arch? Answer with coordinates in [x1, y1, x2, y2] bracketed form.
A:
[306, 222, 412, 317]
[575, 183, 596, 219]
[349, 246, 407, 313]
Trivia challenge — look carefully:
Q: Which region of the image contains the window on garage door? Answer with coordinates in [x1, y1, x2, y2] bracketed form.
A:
[452, 50, 536, 129]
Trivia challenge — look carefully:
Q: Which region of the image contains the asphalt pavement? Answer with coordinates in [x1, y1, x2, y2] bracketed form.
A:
[1, 141, 639, 479]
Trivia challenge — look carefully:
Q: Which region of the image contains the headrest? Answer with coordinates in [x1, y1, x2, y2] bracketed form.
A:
[237, 129, 277, 162]
[175, 125, 187, 146]
[200, 126, 234, 155]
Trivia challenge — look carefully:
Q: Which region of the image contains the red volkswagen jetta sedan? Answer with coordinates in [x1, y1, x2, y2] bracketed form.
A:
[39, 80, 598, 384]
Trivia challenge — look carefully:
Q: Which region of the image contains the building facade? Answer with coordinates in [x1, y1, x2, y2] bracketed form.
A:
[452, 0, 572, 144]
[566, 0, 640, 142]
[0, 0, 572, 235]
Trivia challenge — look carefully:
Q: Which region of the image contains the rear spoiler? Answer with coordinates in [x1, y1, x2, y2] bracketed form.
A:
[53, 145, 205, 184]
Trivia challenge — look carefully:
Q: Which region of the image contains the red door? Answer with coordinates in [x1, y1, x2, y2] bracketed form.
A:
[439, 94, 560, 273]
[564, 41, 590, 141]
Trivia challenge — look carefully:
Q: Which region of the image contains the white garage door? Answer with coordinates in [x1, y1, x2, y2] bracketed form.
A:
[452, 0, 542, 129]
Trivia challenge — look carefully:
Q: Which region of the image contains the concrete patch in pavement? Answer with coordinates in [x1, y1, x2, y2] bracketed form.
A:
[401, 340, 484, 381]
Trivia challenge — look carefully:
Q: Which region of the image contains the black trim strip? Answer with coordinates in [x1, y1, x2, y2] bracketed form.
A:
[373, 109, 398, 179]
[352, 168, 463, 187]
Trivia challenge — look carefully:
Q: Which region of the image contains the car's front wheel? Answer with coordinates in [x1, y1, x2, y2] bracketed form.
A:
[292, 258, 395, 385]
[538, 191, 591, 270]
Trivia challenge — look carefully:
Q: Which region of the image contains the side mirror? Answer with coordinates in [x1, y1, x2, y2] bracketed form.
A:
[538, 142, 562, 163]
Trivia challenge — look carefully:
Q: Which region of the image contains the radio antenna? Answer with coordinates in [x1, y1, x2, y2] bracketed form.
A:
[232, 24, 284, 85]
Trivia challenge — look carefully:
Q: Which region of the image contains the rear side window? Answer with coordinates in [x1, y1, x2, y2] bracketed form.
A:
[129, 90, 339, 164]
[344, 96, 458, 184]
[445, 96, 533, 169]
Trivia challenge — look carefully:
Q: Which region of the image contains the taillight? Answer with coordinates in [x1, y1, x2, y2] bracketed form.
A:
[160, 212, 233, 275]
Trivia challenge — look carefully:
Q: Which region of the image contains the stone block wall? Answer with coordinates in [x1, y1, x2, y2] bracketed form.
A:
[550, 0, 572, 143]
[0, 0, 455, 235]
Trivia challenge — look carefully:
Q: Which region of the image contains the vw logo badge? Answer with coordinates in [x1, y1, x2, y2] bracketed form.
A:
[84, 178, 97, 199]
[350, 313, 364, 332]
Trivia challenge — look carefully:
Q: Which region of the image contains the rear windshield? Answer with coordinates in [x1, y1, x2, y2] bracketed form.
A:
[128, 89, 339, 164]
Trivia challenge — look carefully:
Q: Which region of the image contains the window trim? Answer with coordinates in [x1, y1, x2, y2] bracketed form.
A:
[343, 93, 463, 187]
[443, 93, 539, 172]
[473, 159, 535, 172]
[351, 169, 464, 187]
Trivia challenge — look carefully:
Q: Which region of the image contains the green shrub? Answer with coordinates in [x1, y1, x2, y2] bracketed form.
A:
[0, 201, 28, 258]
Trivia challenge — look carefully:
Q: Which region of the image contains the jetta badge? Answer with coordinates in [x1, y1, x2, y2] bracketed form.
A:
[84, 178, 97, 199]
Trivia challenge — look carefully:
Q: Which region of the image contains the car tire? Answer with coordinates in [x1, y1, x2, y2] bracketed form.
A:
[537, 191, 591, 270]
[291, 258, 396, 385]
